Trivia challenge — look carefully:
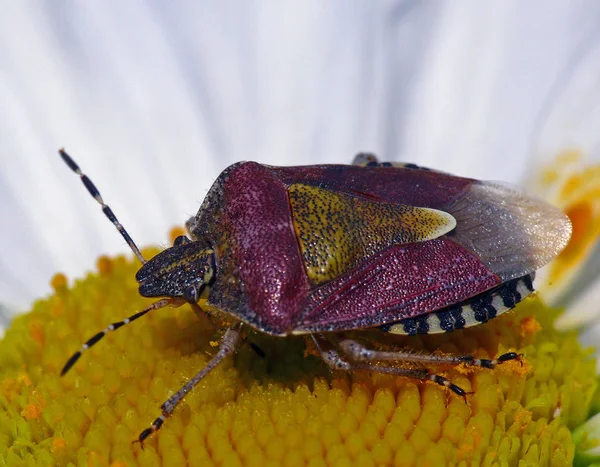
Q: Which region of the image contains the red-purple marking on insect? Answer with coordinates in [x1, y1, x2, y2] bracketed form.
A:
[58, 149, 572, 444]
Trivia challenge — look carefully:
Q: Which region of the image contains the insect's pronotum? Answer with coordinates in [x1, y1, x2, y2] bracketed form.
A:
[58, 149, 572, 444]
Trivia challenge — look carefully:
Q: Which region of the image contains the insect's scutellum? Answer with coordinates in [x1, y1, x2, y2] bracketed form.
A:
[59, 149, 146, 264]
[57, 149, 571, 446]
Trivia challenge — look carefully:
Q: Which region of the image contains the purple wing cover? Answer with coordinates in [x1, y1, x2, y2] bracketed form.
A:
[297, 239, 499, 332]
[190, 162, 570, 335]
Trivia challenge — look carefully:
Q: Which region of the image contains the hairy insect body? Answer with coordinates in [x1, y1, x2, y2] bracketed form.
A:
[59, 150, 572, 444]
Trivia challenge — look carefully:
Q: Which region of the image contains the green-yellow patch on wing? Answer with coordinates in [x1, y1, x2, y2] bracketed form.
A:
[288, 184, 456, 285]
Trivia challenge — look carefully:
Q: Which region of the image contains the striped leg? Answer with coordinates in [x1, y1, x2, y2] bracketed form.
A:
[312, 335, 470, 399]
[338, 339, 521, 370]
[135, 323, 242, 445]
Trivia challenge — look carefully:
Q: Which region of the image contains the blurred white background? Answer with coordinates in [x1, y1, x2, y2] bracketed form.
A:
[2, 1, 600, 318]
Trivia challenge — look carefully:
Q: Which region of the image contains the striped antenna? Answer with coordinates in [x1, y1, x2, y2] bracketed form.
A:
[61, 298, 170, 375]
[59, 148, 146, 264]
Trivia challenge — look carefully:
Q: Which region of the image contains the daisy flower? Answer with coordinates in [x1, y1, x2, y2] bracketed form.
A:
[1, 3, 599, 466]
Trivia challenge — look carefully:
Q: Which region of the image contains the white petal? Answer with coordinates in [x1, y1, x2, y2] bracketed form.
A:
[2, 1, 600, 328]
[532, 34, 600, 168]
[398, 1, 600, 180]
[524, 10, 600, 315]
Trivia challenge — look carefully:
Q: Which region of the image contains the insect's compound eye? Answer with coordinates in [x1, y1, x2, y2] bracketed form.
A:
[183, 285, 199, 303]
[173, 235, 191, 247]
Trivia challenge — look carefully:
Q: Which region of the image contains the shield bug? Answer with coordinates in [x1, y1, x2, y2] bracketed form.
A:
[58, 149, 572, 444]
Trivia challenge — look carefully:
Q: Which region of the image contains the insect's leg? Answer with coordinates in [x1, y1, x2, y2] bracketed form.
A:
[312, 334, 353, 371]
[352, 153, 379, 166]
[188, 301, 217, 332]
[312, 335, 468, 398]
[351, 153, 404, 168]
[338, 338, 521, 370]
[189, 301, 206, 319]
[61, 298, 171, 375]
[135, 322, 242, 445]
[352, 152, 436, 171]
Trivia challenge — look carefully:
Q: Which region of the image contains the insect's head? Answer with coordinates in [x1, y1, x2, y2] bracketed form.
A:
[58, 149, 217, 305]
[135, 236, 216, 303]
[58, 149, 220, 376]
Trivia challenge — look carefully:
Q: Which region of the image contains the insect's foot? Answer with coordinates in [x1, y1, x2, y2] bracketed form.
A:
[457, 351, 523, 369]
[498, 351, 523, 366]
[428, 373, 470, 401]
[133, 415, 165, 447]
[477, 351, 523, 368]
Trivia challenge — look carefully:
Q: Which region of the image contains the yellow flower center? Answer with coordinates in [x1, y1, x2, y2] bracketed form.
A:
[0, 246, 596, 466]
